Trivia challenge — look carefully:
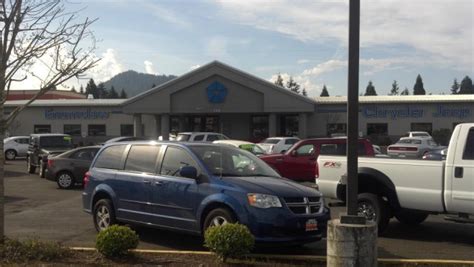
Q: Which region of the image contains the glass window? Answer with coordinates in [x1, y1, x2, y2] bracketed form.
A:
[397, 139, 422, 145]
[296, 144, 315, 156]
[250, 116, 269, 141]
[16, 138, 29, 144]
[462, 128, 474, 160]
[280, 115, 299, 136]
[193, 135, 205, 141]
[238, 144, 265, 156]
[206, 134, 221, 142]
[367, 123, 388, 136]
[88, 125, 106, 136]
[262, 138, 280, 144]
[327, 123, 347, 136]
[177, 134, 191, 141]
[40, 136, 73, 148]
[94, 145, 126, 169]
[160, 146, 198, 177]
[64, 124, 81, 136]
[285, 138, 299, 145]
[319, 142, 368, 156]
[125, 145, 161, 173]
[411, 123, 433, 135]
[120, 124, 133, 136]
[71, 148, 99, 161]
[34, 125, 51, 134]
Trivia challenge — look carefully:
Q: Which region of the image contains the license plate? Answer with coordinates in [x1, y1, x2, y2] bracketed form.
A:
[305, 219, 318, 232]
[398, 154, 406, 158]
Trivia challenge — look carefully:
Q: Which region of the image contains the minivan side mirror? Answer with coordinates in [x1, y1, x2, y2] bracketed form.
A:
[290, 150, 297, 157]
[179, 166, 198, 179]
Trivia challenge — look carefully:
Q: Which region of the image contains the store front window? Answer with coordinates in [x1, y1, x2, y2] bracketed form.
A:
[280, 115, 299, 137]
[367, 123, 388, 136]
[327, 123, 347, 137]
[411, 123, 433, 134]
[88, 124, 106, 136]
[120, 124, 133, 136]
[250, 115, 268, 142]
[64, 124, 81, 136]
[34, 125, 51, 134]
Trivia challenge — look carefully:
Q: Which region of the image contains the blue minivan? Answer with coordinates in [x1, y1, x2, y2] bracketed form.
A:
[82, 141, 330, 244]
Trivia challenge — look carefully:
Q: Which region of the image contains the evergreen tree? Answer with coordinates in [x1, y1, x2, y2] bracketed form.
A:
[459, 76, 473, 94]
[320, 85, 329, 97]
[413, 74, 426, 95]
[401, 87, 410, 95]
[70, 86, 77, 93]
[79, 85, 84, 94]
[286, 76, 300, 94]
[85, 79, 98, 98]
[274, 73, 284, 87]
[364, 81, 377, 96]
[109, 86, 119, 99]
[302, 88, 307, 97]
[389, 80, 399, 95]
[450, 78, 459, 94]
[120, 89, 128, 99]
[97, 83, 107, 99]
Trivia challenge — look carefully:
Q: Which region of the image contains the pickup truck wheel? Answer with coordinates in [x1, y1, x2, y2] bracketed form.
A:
[203, 208, 237, 232]
[26, 157, 36, 174]
[357, 193, 390, 234]
[395, 210, 428, 225]
[93, 199, 116, 232]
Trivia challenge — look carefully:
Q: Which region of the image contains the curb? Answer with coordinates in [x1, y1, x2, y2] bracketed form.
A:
[70, 247, 474, 265]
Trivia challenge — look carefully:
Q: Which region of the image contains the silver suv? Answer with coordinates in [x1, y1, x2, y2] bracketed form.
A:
[176, 132, 229, 142]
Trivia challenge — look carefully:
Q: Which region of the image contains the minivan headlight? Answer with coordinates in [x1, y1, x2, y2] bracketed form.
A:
[247, 193, 282, 208]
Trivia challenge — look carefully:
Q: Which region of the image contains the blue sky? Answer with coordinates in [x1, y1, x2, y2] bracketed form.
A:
[52, 0, 473, 97]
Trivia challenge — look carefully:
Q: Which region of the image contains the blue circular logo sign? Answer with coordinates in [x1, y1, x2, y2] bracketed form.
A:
[207, 81, 227, 103]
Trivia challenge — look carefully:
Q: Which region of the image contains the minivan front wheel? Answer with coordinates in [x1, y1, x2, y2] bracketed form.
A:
[93, 199, 116, 232]
[203, 208, 236, 231]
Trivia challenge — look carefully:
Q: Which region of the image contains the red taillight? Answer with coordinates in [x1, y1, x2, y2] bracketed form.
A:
[84, 171, 91, 187]
[47, 159, 54, 168]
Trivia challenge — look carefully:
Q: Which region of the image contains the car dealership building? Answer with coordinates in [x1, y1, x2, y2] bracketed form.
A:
[6, 61, 474, 144]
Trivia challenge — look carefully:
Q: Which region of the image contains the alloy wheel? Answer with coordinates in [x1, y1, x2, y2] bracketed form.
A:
[96, 205, 111, 231]
[210, 216, 229, 227]
[58, 173, 73, 188]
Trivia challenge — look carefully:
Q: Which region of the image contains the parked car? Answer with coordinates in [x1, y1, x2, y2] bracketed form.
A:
[260, 138, 375, 182]
[104, 136, 153, 144]
[176, 132, 229, 142]
[4, 136, 29, 160]
[83, 142, 330, 244]
[45, 146, 101, 189]
[26, 134, 74, 178]
[387, 137, 443, 158]
[213, 140, 266, 156]
[258, 137, 300, 154]
[317, 123, 474, 233]
[422, 148, 447, 160]
[403, 131, 432, 139]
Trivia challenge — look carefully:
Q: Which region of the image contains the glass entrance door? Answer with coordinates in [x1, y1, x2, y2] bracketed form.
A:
[190, 116, 219, 132]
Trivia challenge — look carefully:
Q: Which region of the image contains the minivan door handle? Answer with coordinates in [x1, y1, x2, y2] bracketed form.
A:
[454, 167, 463, 178]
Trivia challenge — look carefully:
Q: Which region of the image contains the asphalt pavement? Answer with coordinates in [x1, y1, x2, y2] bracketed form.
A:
[4, 160, 474, 260]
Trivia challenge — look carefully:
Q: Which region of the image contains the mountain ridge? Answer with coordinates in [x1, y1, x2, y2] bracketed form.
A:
[102, 70, 177, 97]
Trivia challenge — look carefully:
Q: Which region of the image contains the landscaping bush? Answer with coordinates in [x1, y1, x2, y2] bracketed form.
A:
[96, 225, 139, 258]
[204, 223, 255, 262]
[0, 238, 69, 263]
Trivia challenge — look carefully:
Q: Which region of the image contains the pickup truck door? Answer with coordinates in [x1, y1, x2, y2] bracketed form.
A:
[449, 127, 474, 214]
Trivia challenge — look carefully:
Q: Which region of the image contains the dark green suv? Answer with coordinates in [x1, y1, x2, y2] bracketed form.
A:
[26, 134, 74, 178]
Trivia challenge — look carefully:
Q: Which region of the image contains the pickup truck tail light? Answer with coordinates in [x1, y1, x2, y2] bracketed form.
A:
[388, 147, 418, 152]
[84, 171, 91, 188]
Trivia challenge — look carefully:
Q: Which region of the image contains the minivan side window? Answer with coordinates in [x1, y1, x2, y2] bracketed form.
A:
[125, 145, 161, 173]
[160, 146, 198, 177]
[296, 144, 314, 156]
[94, 145, 126, 170]
[193, 135, 205, 141]
[462, 128, 474, 160]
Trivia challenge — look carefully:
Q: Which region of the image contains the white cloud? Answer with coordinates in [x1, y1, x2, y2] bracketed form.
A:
[302, 59, 347, 76]
[190, 64, 201, 70]
[269, 72, 321, 97]
[144, 60, 157, 75]
[215, 0, 473, 70]
[87, 48, 124, 83]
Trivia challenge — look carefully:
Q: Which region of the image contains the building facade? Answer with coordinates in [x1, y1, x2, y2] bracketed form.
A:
[6, 61, 474, 145]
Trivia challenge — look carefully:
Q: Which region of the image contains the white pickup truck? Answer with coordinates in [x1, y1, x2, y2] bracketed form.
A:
[317, 123, 474, 232]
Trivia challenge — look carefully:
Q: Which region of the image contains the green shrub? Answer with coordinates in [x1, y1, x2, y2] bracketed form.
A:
[0, 238, 69, 263]
[96, 225, 139, 258]
[204, 223, 255, 262]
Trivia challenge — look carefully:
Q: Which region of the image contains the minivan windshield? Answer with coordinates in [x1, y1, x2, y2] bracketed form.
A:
[40, 136, 73, 148]
[190, 145, 280, 178]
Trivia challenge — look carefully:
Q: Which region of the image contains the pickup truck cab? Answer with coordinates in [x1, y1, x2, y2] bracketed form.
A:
[317, 123, 474, 232]
[260, 138, 374, 182]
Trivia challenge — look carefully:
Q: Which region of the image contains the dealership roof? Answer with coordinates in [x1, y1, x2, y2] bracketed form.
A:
[4, 99, 125, 107]
[315, 95, 474, 104]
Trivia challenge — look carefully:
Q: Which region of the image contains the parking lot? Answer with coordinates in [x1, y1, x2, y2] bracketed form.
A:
[4, 159, 474, 260]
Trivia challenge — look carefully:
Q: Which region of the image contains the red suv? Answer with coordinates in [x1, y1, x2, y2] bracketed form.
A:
[259, 138, 375, 182]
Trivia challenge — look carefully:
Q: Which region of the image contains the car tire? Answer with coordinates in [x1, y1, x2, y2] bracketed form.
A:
[203, 208, 237, 232]
[5, 150, 17, 160]
[93, 199, 116, 232]
[395, 210, 428, 225]
[56, 171, 75, 189]
[27, 157, 36, 174]
[357, 193, 390, 234]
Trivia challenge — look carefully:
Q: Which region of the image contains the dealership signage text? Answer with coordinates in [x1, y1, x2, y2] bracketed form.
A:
[362, 105, 471, 120]
[44, 108, 110, 120]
